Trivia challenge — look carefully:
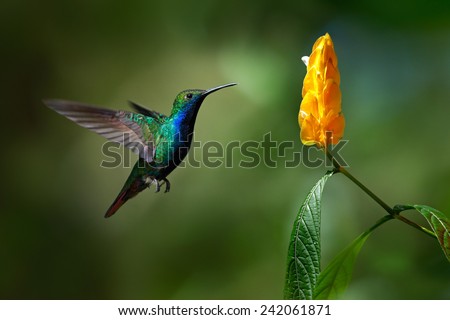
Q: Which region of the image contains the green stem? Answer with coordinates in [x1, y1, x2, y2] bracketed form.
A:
[367, 215, 394, 234]
[326, 150, 436, 239]
[339, 166, 394, 214]
[394, 214, 436, 239]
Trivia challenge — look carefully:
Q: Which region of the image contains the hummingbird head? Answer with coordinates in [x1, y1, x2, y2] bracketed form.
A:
[171, 83, 237, 117]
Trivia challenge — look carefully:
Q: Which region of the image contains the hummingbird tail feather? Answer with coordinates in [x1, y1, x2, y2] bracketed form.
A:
[104, 175, 148, 218]
[104, 190, 128, 218]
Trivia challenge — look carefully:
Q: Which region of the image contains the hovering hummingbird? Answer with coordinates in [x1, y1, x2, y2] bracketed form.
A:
[44, 83, 236, 218]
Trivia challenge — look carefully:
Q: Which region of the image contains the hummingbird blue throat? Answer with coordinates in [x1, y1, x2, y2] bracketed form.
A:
[44, 83, 237, 218]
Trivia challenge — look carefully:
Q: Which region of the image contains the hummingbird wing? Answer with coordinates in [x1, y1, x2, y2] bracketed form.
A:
[128, 101, 167, 120]
[44, 99, 161, 163]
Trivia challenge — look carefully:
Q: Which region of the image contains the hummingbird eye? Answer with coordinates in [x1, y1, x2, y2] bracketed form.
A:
[184, 93, 193, 100]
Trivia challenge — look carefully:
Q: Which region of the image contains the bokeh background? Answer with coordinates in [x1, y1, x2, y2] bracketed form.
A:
[1, 0, 449, 299]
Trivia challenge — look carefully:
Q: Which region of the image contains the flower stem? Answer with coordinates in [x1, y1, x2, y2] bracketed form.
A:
[326, 150, 436, 239]
[393, 214, 436, 238]
[339, 166, 394, 214]
[367, 215, 394, 233]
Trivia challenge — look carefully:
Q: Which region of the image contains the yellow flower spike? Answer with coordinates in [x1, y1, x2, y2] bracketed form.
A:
[299, 33, 345, 149]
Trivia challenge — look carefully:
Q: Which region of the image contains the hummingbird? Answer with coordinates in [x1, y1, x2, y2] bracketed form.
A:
[44, 83, 236, 218]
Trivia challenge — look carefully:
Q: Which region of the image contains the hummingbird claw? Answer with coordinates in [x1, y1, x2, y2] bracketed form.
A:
[153, 179, 161, 193]
[146, 177, 161, 193]
[163, 178, 171, 193]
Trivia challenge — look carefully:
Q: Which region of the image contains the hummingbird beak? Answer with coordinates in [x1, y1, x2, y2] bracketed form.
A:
[203, 83, 237, 98]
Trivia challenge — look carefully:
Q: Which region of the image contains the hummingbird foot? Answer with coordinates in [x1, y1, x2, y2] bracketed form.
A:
[145, 177, 161, 193]
[153, 179, 161, 193]
[162, 178, 171, 193]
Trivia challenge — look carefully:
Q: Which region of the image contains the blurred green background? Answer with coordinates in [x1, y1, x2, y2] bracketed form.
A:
[1, 0, 449, 299]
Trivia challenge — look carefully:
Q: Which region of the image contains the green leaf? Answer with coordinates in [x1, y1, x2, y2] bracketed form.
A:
[395, 204, 450, 262]
[313, 215, 393, 299]
[284, 171, 334, 300]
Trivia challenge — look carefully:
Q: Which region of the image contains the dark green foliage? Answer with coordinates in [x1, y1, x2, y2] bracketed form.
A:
[284, 171, 334, 299]
[313, 215, 393, 299]
[395, 205, 450, 262]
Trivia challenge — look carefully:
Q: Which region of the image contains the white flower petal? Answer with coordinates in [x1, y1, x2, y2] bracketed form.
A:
[301, 56, 309, 67]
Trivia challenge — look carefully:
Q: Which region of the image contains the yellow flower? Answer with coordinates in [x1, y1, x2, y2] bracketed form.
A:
[298, 33, 345, 148]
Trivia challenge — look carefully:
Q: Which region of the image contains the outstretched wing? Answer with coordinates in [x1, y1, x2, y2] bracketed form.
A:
[44, 99, 162, 163]
[128, 101, 167, 121]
